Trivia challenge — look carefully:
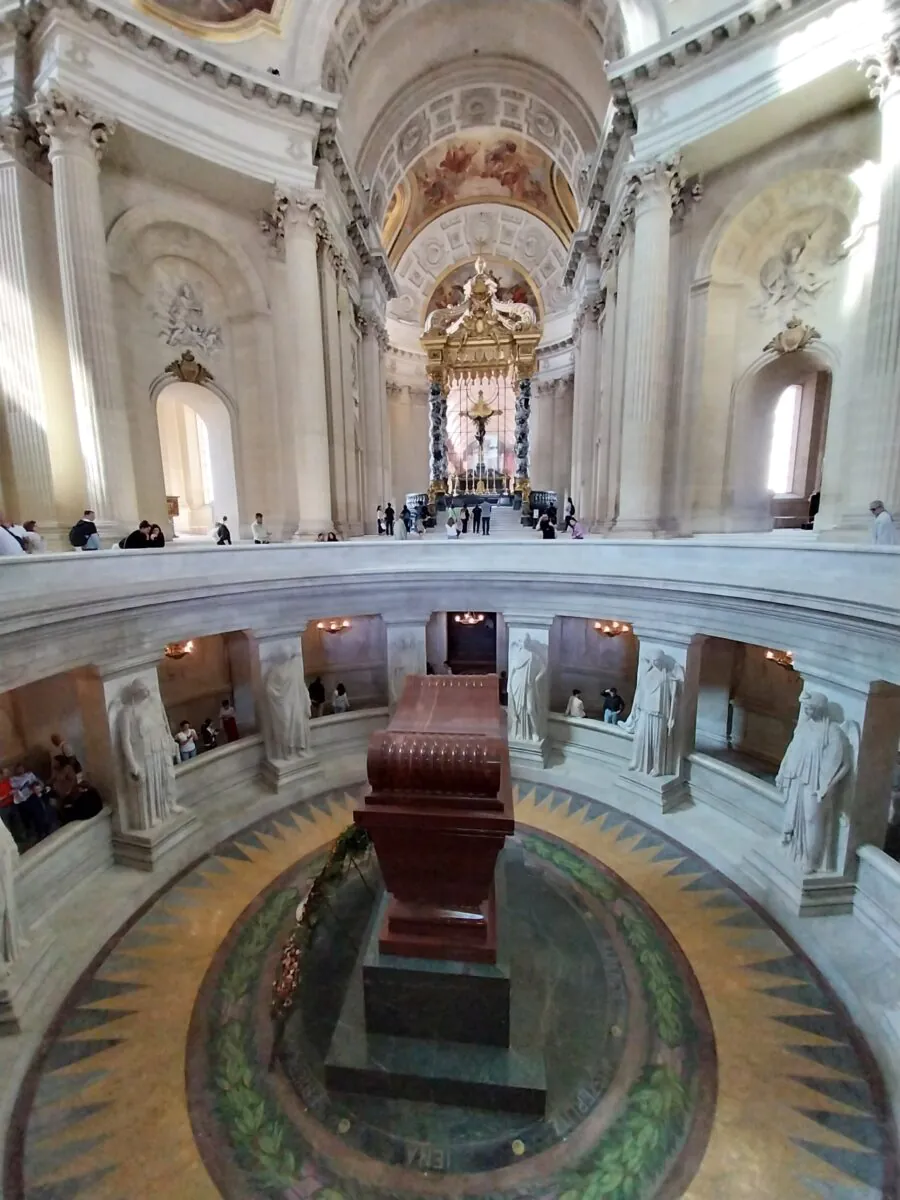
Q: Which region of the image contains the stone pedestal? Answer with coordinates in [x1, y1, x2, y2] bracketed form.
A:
[508, 736, 549, 770]
[0, 931, 58, 1035]
[616, 769, 688, 813]
[744, 841, 856, 919]
[111, 807, 199, 872]
[261, 753, 323, 795]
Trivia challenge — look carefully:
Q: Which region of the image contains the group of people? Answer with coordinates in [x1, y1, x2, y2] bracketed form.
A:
[306, 676, 351, 716]
[532, 497, 586, 541]
[171, 699, 240, 762]
[0, 734, 103, 851]
[445, 500, 493, 538]
[0, 516, 45, 555]
[376, 503, 426, 539]
[565, 685, 626, 723]
[119, 520, 166, 549]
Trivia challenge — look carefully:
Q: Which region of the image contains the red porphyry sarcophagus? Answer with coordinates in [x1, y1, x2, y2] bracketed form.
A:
[355, 674, 514, 964]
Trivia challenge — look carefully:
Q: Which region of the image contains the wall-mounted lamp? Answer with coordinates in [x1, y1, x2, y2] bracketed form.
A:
[165, 640, 195, 660]
[317, 619, 352, 635]
[765, 648, 794, 671]
[593, 620, 631, 638]
[454, 612, 485, 626]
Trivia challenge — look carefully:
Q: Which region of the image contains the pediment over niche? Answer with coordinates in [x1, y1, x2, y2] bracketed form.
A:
[388, 203, 568, 325]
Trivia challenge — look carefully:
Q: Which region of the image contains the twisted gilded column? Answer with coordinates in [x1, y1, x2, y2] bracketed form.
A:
[276, 187, 333, 535]
[0, 118, 57, 532]
[616, 163, 678, 535]
[427, 375, 446, 495]
[31, 88, 137, 533]
[514, 376, 532, 492]
[847, 36, 900, 526]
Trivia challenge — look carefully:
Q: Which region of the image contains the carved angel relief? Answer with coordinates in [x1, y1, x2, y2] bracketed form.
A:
[153, 279, 223, 354]
[754, 210, 848, 320]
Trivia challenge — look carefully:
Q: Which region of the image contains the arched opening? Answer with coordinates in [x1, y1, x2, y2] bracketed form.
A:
[726, 351, 832, 532]
[156, 381, 239, 537]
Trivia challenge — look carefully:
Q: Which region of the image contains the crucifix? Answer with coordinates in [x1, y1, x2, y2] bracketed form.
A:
[467, 389, 500, 470]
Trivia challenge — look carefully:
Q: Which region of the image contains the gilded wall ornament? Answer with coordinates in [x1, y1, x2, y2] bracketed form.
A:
[165, 350, 214, 384]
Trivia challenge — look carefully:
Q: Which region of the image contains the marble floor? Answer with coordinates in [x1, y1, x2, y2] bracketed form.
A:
[4, 784, 895, 1199]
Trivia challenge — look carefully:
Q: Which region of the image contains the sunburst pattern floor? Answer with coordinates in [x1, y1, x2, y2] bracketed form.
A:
[4, 783, 895, 1200]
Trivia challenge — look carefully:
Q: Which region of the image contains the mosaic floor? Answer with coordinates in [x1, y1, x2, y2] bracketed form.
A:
[4, 784, 896, 1200]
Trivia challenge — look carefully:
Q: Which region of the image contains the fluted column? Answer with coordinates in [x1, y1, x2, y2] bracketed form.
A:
[0, 120, 58, 535]
[276, 187, 333, 535]
[31, 88, 137, 533]
[570, 292, 603, 523]
[591, 288, 617, 529]
[616, 164, 677, 535]
[384, 617, 427, 711]
[552, 376, 574, 509]
[843, 36, 900, 528]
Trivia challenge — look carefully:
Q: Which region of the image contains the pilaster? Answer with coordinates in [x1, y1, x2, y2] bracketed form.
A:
[384, 616, 428, 711]
[30, 87, 138, 536]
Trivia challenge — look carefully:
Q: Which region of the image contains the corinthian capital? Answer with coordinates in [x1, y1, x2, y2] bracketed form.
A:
[631, 158, 680, 213]
[862, 35, 900, 104]
[0, 114, 50, 180]
[29, 87, 116, 162]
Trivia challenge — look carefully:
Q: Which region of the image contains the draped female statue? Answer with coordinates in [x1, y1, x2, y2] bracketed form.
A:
[0, 821, 21, 967]
[623, 653, 682, 777]
[117, 678, 180, 829]
[265, 654, 311, 760]
[508, 635, 548, 743]
[778, 691, 852, 874]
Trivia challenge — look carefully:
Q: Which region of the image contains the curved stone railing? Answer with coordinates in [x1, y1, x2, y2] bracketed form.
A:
[1, 538, 899, 694]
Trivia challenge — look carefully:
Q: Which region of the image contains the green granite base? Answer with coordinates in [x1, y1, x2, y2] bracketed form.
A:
[324, 849, 547, 1114]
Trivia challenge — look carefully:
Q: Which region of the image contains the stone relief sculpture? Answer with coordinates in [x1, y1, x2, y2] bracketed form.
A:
[508, 635, 548, 743]
[117, 679, 181, 830]
[154, 281, 223, 353]
[265, 655, 311, 760]
[778, 691, 856, 874]
[0, 820, 21, 968]
[755, 214, 847, 318]
[623, 653, 683, 777]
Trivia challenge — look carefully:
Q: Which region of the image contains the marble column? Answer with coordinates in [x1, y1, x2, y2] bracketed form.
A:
[591, 287, 617, 530]
[338, 283, 364, 536]
[254, 626, 323, 794]
[76, 650, 198, 870]
[277, 188, 333, 536]
[618, 629, 705, 812]
[570, 292, 603, 523]
[529, 379, 553, 493]
[746, 661, 900, 917]
[0, 121, 59, 539]
[321, 244, 350, 536]
[359, 300, 391, 525]
[552, 376, 574, 510]
[607, 232, 634, 528]
[31, 87, 138, 535]
[505, 614, 553, 769]
[385, 617, 427, 711]
[616, 164, 677, 535]
[840, 37, 900, 530]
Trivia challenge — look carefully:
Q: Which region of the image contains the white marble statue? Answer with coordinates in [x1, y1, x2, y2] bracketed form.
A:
[623, 653, 682, 777]
[778, 691, 853, 874]
[117, 678, 181, 830]
[265, 654, 311, 760]
[508, 635, 548, 743]
[0, 820, 21, 968]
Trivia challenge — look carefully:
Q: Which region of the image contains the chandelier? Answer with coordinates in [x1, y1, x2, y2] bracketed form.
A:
[765, 648, 794, 670]
[593, 620, 631, 638]
[454, 612, 485, 626]
[164, 640, 195, 660]
[317, 618, 351, 635]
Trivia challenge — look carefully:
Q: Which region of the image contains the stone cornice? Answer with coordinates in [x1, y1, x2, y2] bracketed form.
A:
[606, 0, 816, 90]
[12, 0, 334, 119]
[563, 96, 635, 287]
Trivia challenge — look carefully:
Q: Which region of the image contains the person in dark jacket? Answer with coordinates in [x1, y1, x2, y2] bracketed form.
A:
[216, 517, 232, 545]
[148, 524, 166, 548]
[121, 521, 151, 548]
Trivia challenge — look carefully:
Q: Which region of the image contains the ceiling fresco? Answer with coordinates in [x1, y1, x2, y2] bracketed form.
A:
[383, 129, 578, 263]
[135, 0, 285, 38]
[424, 257, 541, 323]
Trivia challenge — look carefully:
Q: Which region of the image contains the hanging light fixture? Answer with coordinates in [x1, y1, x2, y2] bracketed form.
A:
[164, 640, 195, 660]
[593, 620, 631, 638]
[454, 612, 485, 626]
[765, 648, 794, 670]
[317, 618, 352, 635]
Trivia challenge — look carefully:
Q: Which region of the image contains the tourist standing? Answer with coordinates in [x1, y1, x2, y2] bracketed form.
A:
[481, 499, 492, 535]
[216, 517, 232, 545]
[460, 505, 470, 533]
[376, 505, 385, 535]
[472, 503, 482, 534]
[384, 502, 395, 537]
[175, 721, 198, 761]
[220, 698, 239, 742]
[565, 689, 585, 718]
[602, 687, 625, 725]
[870, 500, 899, 545]
[332, 683, 351, 713]
[201, 719, 218, 751]
[308, 675, 326, 717]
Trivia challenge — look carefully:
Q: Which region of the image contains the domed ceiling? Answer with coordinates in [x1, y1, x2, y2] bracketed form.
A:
[382, 128, 578, 264]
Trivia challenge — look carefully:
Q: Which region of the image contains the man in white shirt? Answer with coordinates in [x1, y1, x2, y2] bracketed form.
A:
[0, 517, 26, 556]
[251, 512, 271, 544]
[481, 500, 492, 535]
[565, 689, 586, 719]
[870, 500, 899, 545]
